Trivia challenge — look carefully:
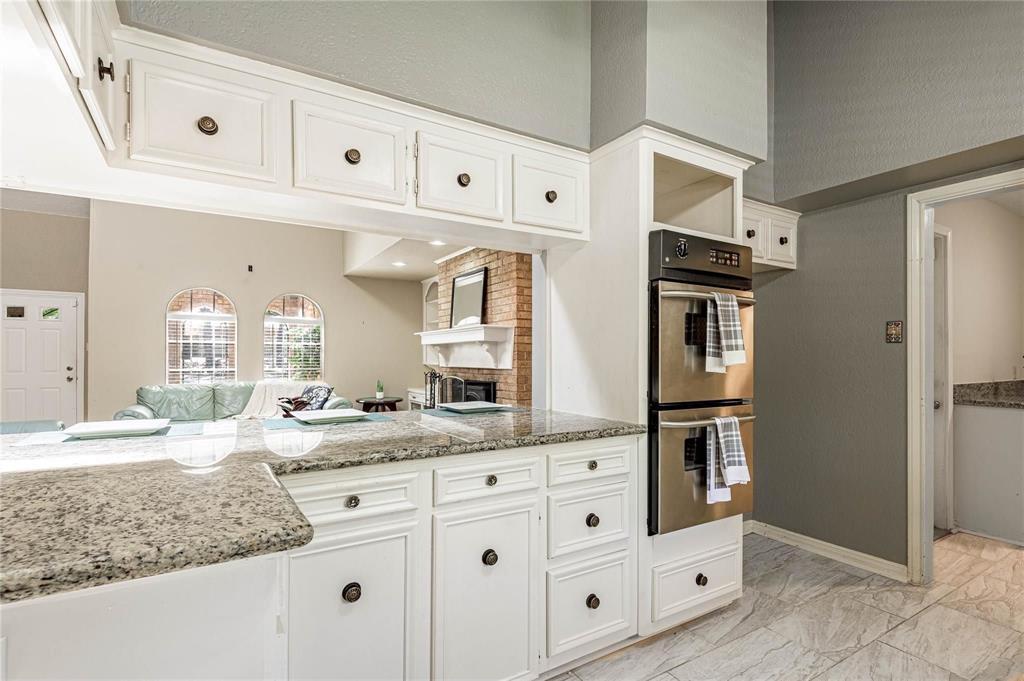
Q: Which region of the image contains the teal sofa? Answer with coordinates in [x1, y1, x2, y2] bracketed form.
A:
[0, 419, 64, 434]
[113, 382, 351, 422]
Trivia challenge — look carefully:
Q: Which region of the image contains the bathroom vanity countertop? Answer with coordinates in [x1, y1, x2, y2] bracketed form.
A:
[953, 380, 1024, 409]
[0, 409, 643, 603]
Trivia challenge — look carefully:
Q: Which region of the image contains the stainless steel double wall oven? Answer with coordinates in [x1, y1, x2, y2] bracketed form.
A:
[648, 231, 755, 535]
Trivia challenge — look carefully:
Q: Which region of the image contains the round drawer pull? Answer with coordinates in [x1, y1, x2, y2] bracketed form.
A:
[482, 549, 499, 566]
[97, 57, 114, 82]
[587, 460, 598, 471]
[585, 513, 601, 528]
[695, 572, 709, 587]
[586, 593, 601, 609]
[485, 474, 498, 487]
[197, 116, 219, 136]
[545, 190, 558, 203]
[345, 495, 360, 509]
[341, 582, 362, 603]
[344, 148, 362, 165]
[746, 228, 757, 239]
[779, 236, 789, 246]
[457, 172, 472, 187]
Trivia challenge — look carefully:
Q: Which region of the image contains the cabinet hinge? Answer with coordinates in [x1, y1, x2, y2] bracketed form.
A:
[124, 67, 130, 94]
[124, 62, 132, 143]
[413, 142, 419, 159]
[125, 121, 130, 143]
[413, 178, 419, 195]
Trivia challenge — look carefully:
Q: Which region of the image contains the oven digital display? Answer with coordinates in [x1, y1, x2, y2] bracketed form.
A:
[708, 248, 741, 268]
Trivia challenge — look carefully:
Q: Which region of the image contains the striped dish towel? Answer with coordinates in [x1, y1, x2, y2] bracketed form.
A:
[706, 416, 750, 504]
[705, 292, 746, 373]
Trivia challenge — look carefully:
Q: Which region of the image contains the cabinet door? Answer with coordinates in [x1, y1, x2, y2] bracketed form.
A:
[77, 2, 118, 151]
[433, 499, 538, 681]
[741, 213, 766, 260]
[38, 0, 88, 77]
[768, 218, 797, 266]
[416, 131, 505, 220]
[288, 522, 418, 680]
[512, 154, 585, 233]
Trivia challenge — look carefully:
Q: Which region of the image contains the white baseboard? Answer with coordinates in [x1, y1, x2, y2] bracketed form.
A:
[745, 520, 909, 583]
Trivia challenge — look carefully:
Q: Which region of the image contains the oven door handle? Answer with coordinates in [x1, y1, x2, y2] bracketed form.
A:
[661, 415, 756, 429]
[660, 291, 756, 306]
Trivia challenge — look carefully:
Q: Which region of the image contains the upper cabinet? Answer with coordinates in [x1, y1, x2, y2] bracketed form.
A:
[415, 130, 506, 221]
[742, 198, 800, 271]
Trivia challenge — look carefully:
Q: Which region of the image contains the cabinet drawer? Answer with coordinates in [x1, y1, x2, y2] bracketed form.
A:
[513, 155, 585, 232]
[282, 471, 418, 526]
[416, 131, 505, 220]
[741, 214, 766, 260]
[651, 544, 740, 621]
[289, 522, 415, 680]
[129, 57, 277, 181]
[433, 456, 540, 506]
[547, 443, 631, 487]
[547, 551, 631, 657]
[293, 99, 406, 203]
[768, 218, 797, 265]
[548, 482, 629, 558]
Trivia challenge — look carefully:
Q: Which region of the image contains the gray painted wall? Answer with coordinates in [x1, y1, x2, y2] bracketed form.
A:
[645, 1, 768, 161]
[590, 0, 647, 149]
[773, 1, 1024, 202]
[119, 1, 592, 149]
[743, 1, 774, 203]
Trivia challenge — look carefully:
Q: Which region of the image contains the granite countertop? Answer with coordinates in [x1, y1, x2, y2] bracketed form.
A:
[0, 409, 643, 603]
[953, 380, 1024, 409]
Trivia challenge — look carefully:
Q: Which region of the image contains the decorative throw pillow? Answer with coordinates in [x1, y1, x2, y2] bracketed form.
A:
[300, 384, 333, 411]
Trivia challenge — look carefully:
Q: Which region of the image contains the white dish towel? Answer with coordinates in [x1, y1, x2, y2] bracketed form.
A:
[705, 292, 747, 373]
[706, 416, 750, 504]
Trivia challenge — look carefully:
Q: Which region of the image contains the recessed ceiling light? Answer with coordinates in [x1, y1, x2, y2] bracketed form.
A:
[429, 240, 447, 246]
[391, 261, 407, 267]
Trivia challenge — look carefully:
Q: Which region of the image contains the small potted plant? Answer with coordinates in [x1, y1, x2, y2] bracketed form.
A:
[375, 379, 384, 400]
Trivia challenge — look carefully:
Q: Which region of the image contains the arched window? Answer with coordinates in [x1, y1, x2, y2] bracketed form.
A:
[263, 294, 323, 380]
[166, 288, 237, 384]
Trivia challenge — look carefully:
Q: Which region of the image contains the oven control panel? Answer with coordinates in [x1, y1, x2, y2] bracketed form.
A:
[708, 248, 741, 268]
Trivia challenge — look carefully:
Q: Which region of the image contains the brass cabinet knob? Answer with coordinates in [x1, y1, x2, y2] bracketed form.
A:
[341, 582, 362, 603]
[197, 116, 219, 136]
[779, 236, 789, 246]
[695, 572, 709, 587]
[345, 495, 360, 509]
[481, 549, 498, 566]
[746, 229, 756, 239]
[587, 460, 598, 471]
[457, 172, 472, 187]
[545, 190, 558, 203]
[485, 474, 498, 487]
[586, 593, 601, 609]
[97, 57, 114, 82]
[585, 513, 601, 528]
[344, 148, 361, 165]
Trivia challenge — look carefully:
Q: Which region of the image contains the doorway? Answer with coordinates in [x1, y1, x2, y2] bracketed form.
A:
[0, 289, 84, 426]
[906, 167, 1024, 584]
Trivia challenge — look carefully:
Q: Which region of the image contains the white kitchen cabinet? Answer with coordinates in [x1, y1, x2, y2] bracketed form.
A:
[128, 55, 278, 181]
[433, 497, 539, 681]
[293, 98, 407, 203]
[513, 154, 586, 233]
[651, 543, 740, 622]
[37, 0, 88, 77]
[547, 481, 629, 559]
[743, 198, 800, 270]
[288, 521, 420, 680]
[546, 551, 632, 661]
[415, 130, 506, 221]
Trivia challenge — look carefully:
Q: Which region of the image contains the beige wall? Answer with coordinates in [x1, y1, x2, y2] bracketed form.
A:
[1, 209, 89, 293]
[934, 197, 1024, 384]
[88, 201, 424, 419]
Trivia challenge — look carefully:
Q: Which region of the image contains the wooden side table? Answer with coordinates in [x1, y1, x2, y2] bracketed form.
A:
[356, 397, 404, 413]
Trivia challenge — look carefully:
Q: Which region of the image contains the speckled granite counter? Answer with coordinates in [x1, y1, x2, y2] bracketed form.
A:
[0, 409, 643, 603]
[953, 380, 1024, 409]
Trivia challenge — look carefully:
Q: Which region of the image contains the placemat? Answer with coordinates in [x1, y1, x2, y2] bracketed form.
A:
[13, 422, 206, 446]
[419, 407, 518, 418]
[263, 413, 393, 430]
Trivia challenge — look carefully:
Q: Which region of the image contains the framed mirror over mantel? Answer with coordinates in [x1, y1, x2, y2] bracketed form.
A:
[450, 267, 487, 328]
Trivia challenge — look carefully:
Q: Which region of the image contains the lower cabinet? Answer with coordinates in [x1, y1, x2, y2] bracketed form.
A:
[433, 498, 539, 681]
[288, 520, 420, 680]
[546, 551, 632, 661]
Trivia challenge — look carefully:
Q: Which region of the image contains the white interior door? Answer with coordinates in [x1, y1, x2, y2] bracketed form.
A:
[1, 290, 82, 425]
[932, 228, 953, 532]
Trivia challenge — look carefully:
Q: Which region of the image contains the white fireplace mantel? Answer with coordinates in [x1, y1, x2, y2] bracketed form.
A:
[415, 325, 514, 370]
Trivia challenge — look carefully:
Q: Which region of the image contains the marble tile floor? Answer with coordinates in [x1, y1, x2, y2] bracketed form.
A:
[559, 532, 1024, 681]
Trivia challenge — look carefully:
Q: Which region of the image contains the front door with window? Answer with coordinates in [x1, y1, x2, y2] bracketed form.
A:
[1, 290, 82, 425]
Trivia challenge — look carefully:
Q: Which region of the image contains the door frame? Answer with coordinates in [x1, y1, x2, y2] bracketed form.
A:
[0, 288, 85, 423]
[905, 167, 1024, 583]
[931, 224, 954, 533]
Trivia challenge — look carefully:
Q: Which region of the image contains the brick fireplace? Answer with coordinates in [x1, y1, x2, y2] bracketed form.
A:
[434, 248, 531, 406]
